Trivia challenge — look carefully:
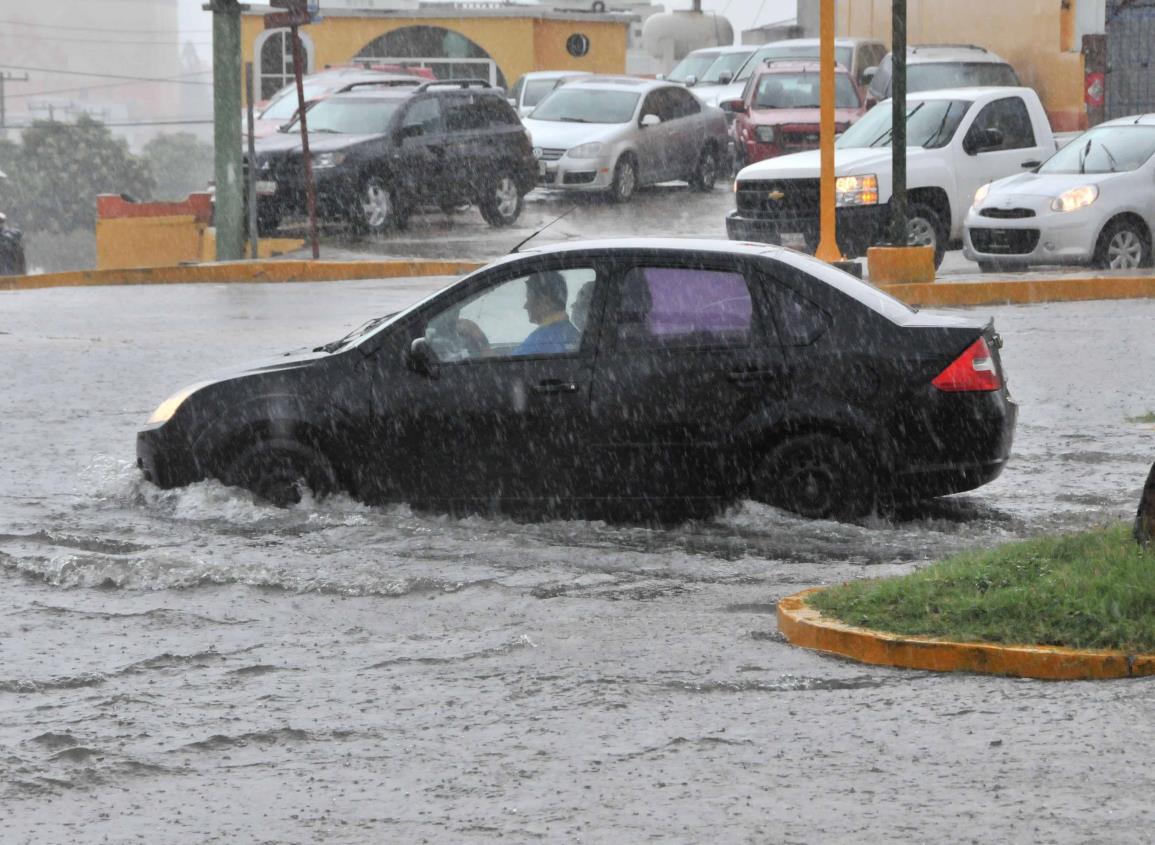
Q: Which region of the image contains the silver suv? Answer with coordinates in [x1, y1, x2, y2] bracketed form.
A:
[866, 44, 1020, 101]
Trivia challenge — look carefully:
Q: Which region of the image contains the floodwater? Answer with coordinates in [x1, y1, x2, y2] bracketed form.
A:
[2, 279, 1154, 843]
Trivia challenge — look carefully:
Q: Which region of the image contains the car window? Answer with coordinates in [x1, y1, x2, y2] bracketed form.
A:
[869, 54, 892, 98]
[424, 268, 598, 362]
[443, 94, 490, 132]
[614, 266, 755, 350]
[509, 77, 525, 106]
[665, 86, 702, 118]
[668, 51, 719, 83]
[753, 72, 859, 109]
[966, 96, 1036, 150]
[1040, 125, 1155, 174]
[761, 279, 830, 346]
[529, 89, 641, 124]
[400, 96, 443, 136]
[640, 90, 668, 121]
[701, 50, 754, 83]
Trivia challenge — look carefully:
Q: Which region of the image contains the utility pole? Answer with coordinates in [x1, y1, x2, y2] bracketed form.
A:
[0, 72, 30, 130]
[205, 0, 248, 262]
[887, 0, 908, 246]
[814, 0, 843, 263]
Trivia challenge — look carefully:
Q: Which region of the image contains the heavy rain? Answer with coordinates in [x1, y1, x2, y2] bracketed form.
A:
[3, 0, 1155, 842]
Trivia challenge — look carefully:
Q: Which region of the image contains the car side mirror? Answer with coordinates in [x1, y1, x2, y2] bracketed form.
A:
[861, 66, 877, 86]
[407, 337, 440, 379]
[719, 99, 747, 114]
[718, 70, 734, 85]
[1021, 159, 1042, 169]
[684, 75, 698, 87]
[640, 113, 661, 127]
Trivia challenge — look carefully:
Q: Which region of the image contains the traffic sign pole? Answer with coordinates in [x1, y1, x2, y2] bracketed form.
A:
[290, 24, 320, 259]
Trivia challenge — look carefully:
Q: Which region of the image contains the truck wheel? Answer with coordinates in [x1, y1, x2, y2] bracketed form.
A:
[906, 202, 947, 268]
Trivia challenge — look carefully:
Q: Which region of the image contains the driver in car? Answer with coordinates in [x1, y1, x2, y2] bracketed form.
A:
[513, 270, 580, 356]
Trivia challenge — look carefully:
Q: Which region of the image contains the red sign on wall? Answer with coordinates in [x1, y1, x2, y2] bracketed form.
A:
[1085, 71, 1105, 108]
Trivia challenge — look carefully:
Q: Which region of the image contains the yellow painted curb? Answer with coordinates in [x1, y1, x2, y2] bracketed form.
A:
[777, 588, 1155, 680]
[867, 245, 936, 285]
[0, 259, 484, 292]
[881, 275, 1155, 307]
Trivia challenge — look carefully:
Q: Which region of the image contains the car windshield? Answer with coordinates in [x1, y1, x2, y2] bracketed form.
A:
[667, 51, 719, 83]
[286, 97, 402, 134]
[753, 72, 859, 109]
[738, 45, 853, 81]
[523, 78, 563, 108]
[700, 50, 755, 83]
[1039, 125, 1155, 174]
[528, 89, 641, 124]
[907, 62, 1019, 92]
[837, 98, 971, 149]
[260, 80, 334, 120]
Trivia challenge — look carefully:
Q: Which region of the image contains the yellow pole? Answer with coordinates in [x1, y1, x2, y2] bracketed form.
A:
[815, 0, 843, 263]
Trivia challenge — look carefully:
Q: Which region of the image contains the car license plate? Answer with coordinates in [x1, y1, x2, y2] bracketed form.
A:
[256, 180, 277, 196]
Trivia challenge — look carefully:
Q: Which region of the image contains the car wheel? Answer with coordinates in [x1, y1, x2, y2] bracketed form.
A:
[351, 176, 402, 234]
[609, 155, 637, 203]
[478, 174, 523, 227]
[906, 202, 947, 269]
[1094, 218, 1152, 270]
[754, 433, 875, 521]
[690, 146, 719, 191]
[226, 438, 336, 508]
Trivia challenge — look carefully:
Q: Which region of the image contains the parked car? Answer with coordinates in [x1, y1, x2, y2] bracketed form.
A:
[507, 71, 592, 119]
[249, 66, 426, 140]
[137, 238, 1017, 521]
[696, 37, 888, 109]
[523, 76, 729, 202]
[724, 61, 867, 169]
[249, 80, 537, 233]
[727, 86, 1058, 266]
[665, 44, 759, 97]
[964, 114, 1155, 271]
[865, 44, 1020, 101]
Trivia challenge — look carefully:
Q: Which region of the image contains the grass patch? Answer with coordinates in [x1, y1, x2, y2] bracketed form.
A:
[810, 522, 1155, 653]
[1128, 411, 1155, 424]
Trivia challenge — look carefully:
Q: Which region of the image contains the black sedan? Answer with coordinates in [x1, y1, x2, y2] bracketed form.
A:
[137, 239, 1017, 521]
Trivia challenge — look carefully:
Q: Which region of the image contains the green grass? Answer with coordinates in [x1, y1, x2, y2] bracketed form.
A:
[809, 522, 1155, 652]
[1128, 411, 1155, 424]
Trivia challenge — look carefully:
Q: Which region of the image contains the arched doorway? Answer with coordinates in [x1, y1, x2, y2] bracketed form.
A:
[354, 26, 506, 90]
[255, 28, 315, 100]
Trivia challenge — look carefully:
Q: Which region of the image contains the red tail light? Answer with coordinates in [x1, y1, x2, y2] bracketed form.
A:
[932, 337, 1002, 392]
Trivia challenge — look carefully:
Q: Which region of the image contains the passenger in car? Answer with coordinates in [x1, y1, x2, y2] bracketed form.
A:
[513, 270, 581, 356]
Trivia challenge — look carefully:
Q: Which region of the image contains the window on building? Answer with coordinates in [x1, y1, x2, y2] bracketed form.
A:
[258, 30, 314, 100]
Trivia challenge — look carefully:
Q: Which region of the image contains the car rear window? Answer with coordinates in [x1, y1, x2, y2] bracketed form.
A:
[907, 62, 1019, 92]
[753, 72, 860, 109]
[783, 252, 917, 322]
[617, 267, 753, 348]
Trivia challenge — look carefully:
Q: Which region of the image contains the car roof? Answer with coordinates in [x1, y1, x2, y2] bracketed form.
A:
[1099, 113, 1155, 127]
[903, 44, 1012, 64]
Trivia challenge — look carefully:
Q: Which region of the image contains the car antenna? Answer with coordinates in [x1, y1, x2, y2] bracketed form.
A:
[509, 206, 578, 254]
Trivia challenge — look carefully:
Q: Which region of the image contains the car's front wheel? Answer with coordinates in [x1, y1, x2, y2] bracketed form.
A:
[907, 202, 947, 268]
[478, 173, 523, 227]
[609, 155, 638, 203]
[689, 145, 719, 191]
[753, 433, 875, 521]
[351, 176, 404, 233]
[225, 438, 337, 507]
[1094, 217, 1152, 270]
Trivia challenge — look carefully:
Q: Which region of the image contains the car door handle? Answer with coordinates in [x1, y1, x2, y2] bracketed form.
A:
[531, 379, 578, 395]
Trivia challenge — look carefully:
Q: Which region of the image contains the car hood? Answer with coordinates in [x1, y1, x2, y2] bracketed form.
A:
[985, 168, 1126, 198]
[522, 119, 626, 149]
[738, 145, 928, 179]
[253, 132, 380, 156]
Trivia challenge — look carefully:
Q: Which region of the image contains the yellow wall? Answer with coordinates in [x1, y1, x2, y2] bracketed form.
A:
[833, 0, 1086, 130]
[241, 14, 629, 103]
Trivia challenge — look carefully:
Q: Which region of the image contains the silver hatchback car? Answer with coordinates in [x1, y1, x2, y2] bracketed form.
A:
[522, 76, 729, 202]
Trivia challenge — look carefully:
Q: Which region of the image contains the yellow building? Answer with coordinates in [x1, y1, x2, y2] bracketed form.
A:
[240, 6, 634, 104]
[829, 0, 1086, 130]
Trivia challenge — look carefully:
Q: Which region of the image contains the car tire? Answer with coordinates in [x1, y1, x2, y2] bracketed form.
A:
[225, 438, 337, 508]
[1093, 217, 1152, 270]
[754, 433, 875, 521]
[350, 176, 403, 234]
[690, 145, 719, 191]
[609, 155, 638, 203]
[478, 173, 523, 227]
[906, 202, 947, 269]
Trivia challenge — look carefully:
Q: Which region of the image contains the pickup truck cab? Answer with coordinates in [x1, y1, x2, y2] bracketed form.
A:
[726, 87, 1056, 266]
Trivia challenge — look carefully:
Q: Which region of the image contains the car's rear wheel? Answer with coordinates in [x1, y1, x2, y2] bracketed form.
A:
[225, 438, 337, 507]
[478, 174, 523, 227]
[1094, 217, 1151, 270]
[906, 202, 947, 269]
[690, 145, 719, 191]
[609, 155, 637, 203]
[753, 433, 875, 521]
[351, 176, 403, 233]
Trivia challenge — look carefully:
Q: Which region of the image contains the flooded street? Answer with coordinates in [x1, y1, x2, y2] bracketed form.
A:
[2, 278, 1154, 843]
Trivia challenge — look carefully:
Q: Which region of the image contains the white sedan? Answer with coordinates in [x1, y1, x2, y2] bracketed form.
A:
[964, 114, 1155, 271]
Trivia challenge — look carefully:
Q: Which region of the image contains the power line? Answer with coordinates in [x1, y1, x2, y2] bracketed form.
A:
[6, 71, 214, 102]
[0, 64, 214, 86]
[0, 18, 210, 35]
[12, 33, 212, 47]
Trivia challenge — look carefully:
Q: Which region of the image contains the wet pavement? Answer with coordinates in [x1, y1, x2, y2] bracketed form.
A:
[1, 274, 1154, 842]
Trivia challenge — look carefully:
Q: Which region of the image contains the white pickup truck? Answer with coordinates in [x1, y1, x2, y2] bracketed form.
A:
[726, 87, 1059, 266]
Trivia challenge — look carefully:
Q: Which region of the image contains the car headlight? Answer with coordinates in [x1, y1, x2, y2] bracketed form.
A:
[146, 383, 205, 425]
[835, 174, 879, 207]
[754, 125, 776, 144]
[566, 142, 604, 159]
[312, 152, 346, 169]
[973, 182, 991, 208]
[1051, 184, 1098, 213]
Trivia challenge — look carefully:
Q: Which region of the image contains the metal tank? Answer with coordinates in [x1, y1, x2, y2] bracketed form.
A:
[641, 3, 735, 72]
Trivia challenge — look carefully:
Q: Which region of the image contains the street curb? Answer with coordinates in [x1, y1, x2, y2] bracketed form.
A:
[0, 259, 484, 292]
[777, 588, 1155, 681]
[880, 275, 1155, 307]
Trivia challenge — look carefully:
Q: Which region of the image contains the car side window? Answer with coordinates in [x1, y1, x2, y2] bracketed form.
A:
[477, 95, 518, 127]
[640, 91, 663, 122]
[967, 97, 1036, 151]
[614, 266, 756, 350]
[423, 267, 598, 362]
[400, 96, 443, 137]
[443, 94, 487, 132]
[667, 87, 701, 118]
[761, 279, 830, 346]
[870, 54, 892, 98]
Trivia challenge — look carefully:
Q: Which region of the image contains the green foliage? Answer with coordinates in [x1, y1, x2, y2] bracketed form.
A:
[142, 132, 214, 202]
[810, 523, 1155, 652]
[0, 116, 155, 234]
[1128, 411, 1155, 424]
